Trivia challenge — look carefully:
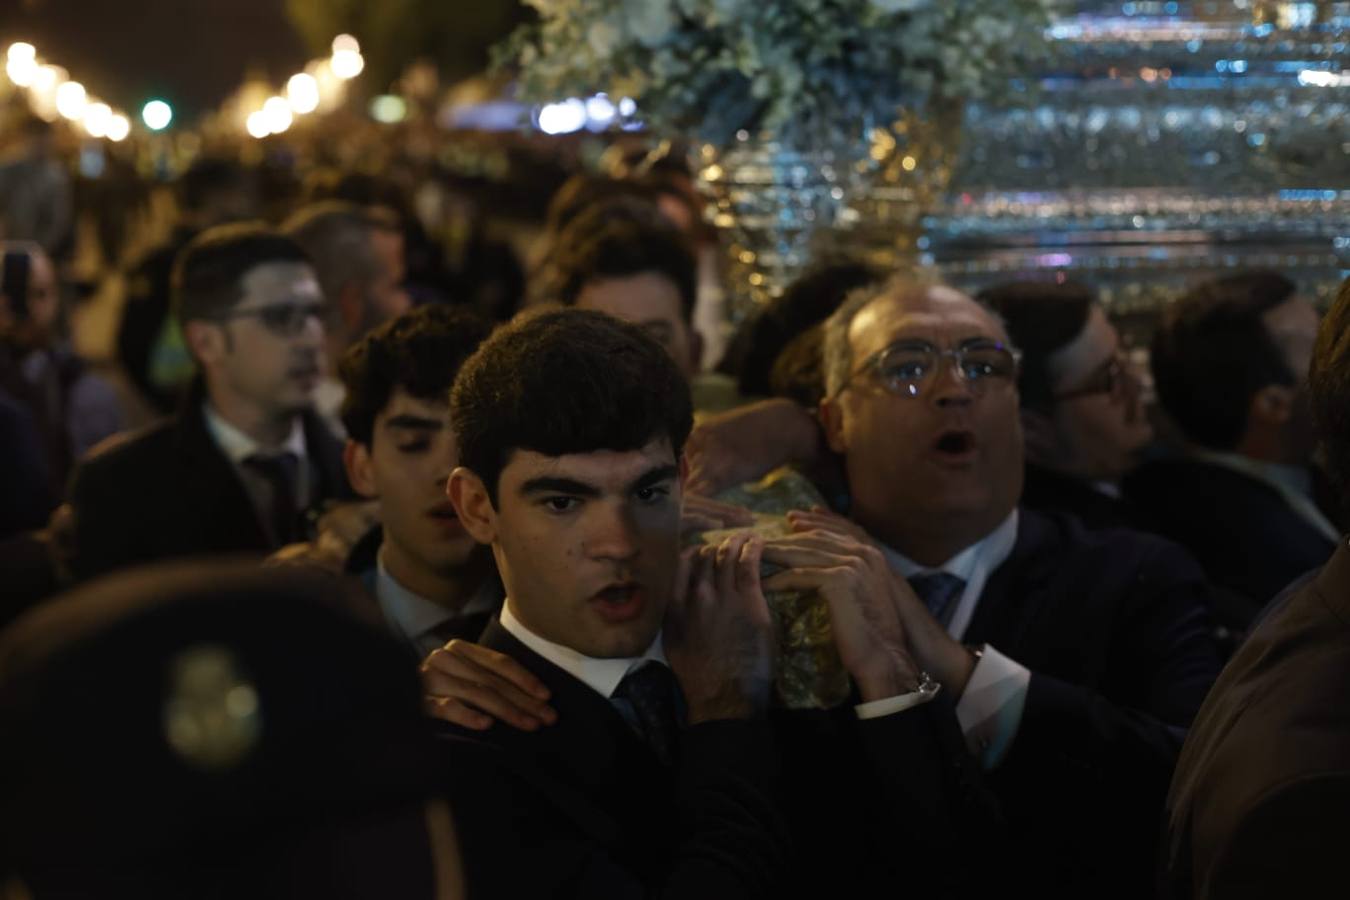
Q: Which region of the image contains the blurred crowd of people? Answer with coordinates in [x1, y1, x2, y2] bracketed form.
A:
[1, 104, 1348, 900]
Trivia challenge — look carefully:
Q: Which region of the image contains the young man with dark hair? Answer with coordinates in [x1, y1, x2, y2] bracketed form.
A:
[978, 280, 1152, 530]
[433, 308, 993, 897]
[334, 304, 498, 656]
[69, 223, 352, 580]
[548, 199, 703, 379]
[1125, 270, 1332, 615]
[1165, 275, 1350, 899]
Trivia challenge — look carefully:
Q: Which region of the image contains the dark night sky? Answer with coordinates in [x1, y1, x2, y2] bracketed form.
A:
[0, 0, 309, 120]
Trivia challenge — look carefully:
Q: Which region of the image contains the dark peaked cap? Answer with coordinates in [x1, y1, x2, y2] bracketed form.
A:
[0, 561, 447, 897]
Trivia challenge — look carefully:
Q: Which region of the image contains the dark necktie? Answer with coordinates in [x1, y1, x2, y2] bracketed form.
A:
[613, 662, 681, 767]
[243, 452, 300, 546]
[908, 571, 967, 631]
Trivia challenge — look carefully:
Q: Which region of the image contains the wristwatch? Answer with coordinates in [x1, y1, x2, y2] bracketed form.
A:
[914, 670, 942, 700]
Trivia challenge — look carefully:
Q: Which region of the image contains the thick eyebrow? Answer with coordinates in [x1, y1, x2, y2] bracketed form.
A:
[519, 464, 678, 499]
[520, 476, 602, 498]
[957, 336, 1006, 349]
[383, 414, 443, 431]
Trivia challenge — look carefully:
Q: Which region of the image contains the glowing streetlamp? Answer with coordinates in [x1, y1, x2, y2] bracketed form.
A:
[261, 96, 293, 133]
[83, 101, 112, 138]
[286, 73, 319, 114]
[56, 81, 87, 120]
[106, 114, 131, 142]
[142, 100, 173, 131]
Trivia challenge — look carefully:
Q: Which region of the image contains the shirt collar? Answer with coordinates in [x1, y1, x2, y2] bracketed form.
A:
[499, 601, 666, 700]
[203, 402, 307, 466]
[375, 549, 498, 645]
[880, 509, 1020, 582]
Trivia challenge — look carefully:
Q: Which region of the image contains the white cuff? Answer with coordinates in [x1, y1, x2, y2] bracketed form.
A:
[854, 682, 941, 720]
[955, 644, 1031, 769]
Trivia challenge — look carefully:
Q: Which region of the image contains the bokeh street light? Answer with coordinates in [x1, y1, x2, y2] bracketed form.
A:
[106, 113, 131, 142]
[286, 73, 319, 114]
[261, 96, 293, 134]
[55, 81, 87, 120]
[142, 99, 173, 131]
[82, 101, 112, 138]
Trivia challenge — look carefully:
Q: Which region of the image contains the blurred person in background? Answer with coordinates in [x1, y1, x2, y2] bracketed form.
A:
[1163, 275, 1350, 900]
[116, 157, 256, 414]
[283, 201, 413, 434]
[0, 241, 124, 492]
[0, 115, 72, 258]
[548, 197, 703, 382]
[978, 280, 1152, 531]
[1125, 271, 1333, 625]
[0, 562, 464, 899]
[67, 224, 352, 581]
[275, 304, 500, 658]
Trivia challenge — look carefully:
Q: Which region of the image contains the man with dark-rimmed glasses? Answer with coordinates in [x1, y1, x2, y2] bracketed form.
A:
[69, 223, 354, 579]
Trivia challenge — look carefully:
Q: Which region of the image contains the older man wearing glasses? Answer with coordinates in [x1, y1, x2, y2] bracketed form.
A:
[69, 223, 354, 580]
[778, 276, 1221, 900]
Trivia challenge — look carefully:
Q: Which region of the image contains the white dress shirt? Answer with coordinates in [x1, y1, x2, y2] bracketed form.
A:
[501, 598, 936, 722]
[375, 551, 500, 658]
[500, 601, 668, 700]
[202, 404, 311, 540]
[881, 511, 1033, 769]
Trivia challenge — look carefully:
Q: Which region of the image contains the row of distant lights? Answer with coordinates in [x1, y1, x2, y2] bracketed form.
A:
[245, 34, 365, 139]
[535, 95, 638, 135]
[5, 42, 135, 141]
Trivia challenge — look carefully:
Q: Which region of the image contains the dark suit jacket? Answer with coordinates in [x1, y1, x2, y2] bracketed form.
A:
[1164, 541, 1350, 900]
[1123, 457, 1337, 621]
[439, 618, 1000, 899]
[68, 390, 351, 581]
[962, 509, 1222, 899]
[1021, 462, 1136, 531]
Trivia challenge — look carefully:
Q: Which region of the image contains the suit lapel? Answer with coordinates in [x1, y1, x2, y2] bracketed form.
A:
[477, 619, 670, 848]
[302, 409, 353, 505]
[169, 400, 270, 550]
[963, 509, 1059, 654]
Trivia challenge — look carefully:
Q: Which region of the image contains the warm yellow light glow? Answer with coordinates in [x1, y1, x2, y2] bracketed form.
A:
[901, 155, 918, 171]
[142, 100, 173, 130]
[286, 73, 320, 114]
[55, 81, 87, 119]
[330, 49, 364, 80]
[31, 64, 63, 97]
[83, 102, 113, 138]
[6, 42, 36, 62]
[6, 55, 38, 87]
[106, 113, 130, 142]
[331, 34, 360, 55]
[246, 111, 271, 139]
[262, 96, 293, 133]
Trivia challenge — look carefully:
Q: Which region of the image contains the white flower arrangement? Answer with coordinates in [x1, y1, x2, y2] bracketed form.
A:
[497, 0, 1059, 150]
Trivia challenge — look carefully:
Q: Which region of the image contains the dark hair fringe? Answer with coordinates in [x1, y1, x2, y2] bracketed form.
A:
[451, 309, 693, 503]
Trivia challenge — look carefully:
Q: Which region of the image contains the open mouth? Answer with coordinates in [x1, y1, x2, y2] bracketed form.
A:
[591, 583, 645, 623]
[931, 429, 978, 464]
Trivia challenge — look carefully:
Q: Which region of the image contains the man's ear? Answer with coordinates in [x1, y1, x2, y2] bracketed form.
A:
[818, 397, 847, 454]
[1250, 384, 1296, 428]
[448, 467, 497, 545]
[343, 439, 379, 499]
[183, 320, 223, 366]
